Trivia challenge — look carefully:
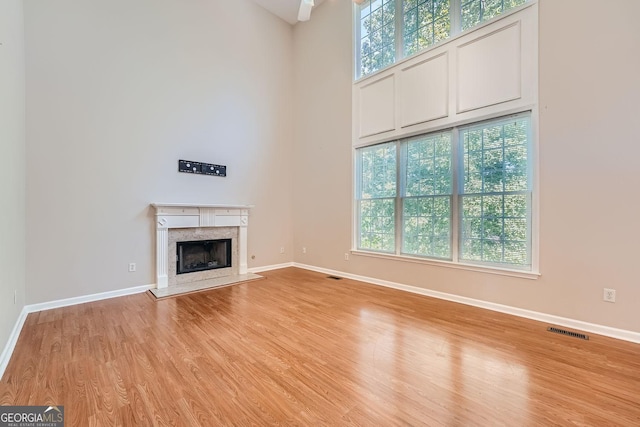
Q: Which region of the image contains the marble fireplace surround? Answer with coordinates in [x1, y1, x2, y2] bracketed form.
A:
[168, 226, 237, 286]
[152, 203, 252, 289]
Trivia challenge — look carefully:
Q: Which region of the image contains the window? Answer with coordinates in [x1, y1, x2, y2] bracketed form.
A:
[357, 0, 397, 77]
[402, 132, 452, 258]
[356, 142, 397, 252]
[355, 113, 532, 271]
[459, 116, 531, 267]
[403, 0, 450, 57]
[355, 0, 528, 78]
[461, 0, 527, 30]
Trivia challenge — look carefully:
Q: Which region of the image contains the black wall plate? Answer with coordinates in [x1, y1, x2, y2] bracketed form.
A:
[178, 160, 226, 177]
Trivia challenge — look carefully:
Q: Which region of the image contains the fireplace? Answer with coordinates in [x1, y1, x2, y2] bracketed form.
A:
[177, 238, 232, 275]
[152, 204, 252, 289]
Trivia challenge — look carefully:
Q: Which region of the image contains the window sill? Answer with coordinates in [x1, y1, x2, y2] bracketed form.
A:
[351, 250, 540, 280]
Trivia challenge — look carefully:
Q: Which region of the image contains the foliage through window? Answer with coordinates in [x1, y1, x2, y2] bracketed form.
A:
[357, 142, 397, 252]
[356, 0, 528, 78]
[461, 0, 527, 30]
[403, 0, 450, 57]
[358, 0, 397, 78]
[402, 132, 452, 258]
[459, 116, 531, 267]
[355, 113, 532, 270]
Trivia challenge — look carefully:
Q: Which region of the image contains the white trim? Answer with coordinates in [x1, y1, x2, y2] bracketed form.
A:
[248, 262, 295, 273]
[152, 204, 252, 287]
[151, 203, 253, 209]
[0, 307, 28, 381]
[25, 284, 154, 313]
[292, 263, 640, 344]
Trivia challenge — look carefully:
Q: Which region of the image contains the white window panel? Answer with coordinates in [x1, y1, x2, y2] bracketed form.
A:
[456, 22, 522, 113]
[399, 52, 449, 128]
[358, 75, 396, 137]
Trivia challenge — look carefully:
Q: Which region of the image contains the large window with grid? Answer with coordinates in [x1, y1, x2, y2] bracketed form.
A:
[355, 0, 528, 78]
[355, 113, 532, 271]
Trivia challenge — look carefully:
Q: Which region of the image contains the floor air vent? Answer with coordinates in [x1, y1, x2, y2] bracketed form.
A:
[326, 275, 342, 280]
[547, 327, 589, 340]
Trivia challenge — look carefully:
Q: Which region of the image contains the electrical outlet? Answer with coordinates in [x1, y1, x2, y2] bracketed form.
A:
[344, 253, 349, 261]
[603, 288, 616, 303]
[14, 290, 17, 305]
[129, 263, 136, 272]
[302, 247, 307, 254]
[280, 247, 285, 254]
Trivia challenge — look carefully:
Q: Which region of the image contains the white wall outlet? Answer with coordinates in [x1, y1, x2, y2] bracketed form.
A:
[280, 247, 285, 254]
[302, 247, 307, 254]
[14, 290, 17, 305]
[344, 253, 349, 261]
[603, 288, 616, 303]
[129, 263, 136, 272]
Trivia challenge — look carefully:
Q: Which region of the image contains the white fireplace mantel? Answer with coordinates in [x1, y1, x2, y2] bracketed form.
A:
[151, 203, 253, 289]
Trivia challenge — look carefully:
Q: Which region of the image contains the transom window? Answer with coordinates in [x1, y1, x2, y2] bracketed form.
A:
[355, 113, 532, 270]
[357, 0, 397, 78]
[355, 0, 528, 78]
[403, 0, 450, 57]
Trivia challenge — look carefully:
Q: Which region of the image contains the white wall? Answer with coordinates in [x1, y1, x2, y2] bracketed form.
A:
[0, 0, 27, 365]
[293, 0, 354, 269]
[294, 0, 640, 333]
[24, 0, 294, 304]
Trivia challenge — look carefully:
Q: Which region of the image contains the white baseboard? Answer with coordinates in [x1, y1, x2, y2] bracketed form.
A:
[0, 283, 154, 381]
[249, 262, 295, 273]
[0, 307, 28, 381]
[25, 284, 155, 313]
[293, 263, 640, 344]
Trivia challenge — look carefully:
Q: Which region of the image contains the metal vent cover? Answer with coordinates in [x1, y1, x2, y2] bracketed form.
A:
[547, 326, 589, 340]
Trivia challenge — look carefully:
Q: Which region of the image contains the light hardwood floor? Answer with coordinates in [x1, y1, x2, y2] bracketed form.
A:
[1, 268, 639, 426]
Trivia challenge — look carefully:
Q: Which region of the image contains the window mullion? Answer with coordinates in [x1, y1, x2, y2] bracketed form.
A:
[450, 0, 461, 36]
[355, 149, 362, 249]
[451, 128, 460, 263]
[395, 140, 403, 255]
[395, 0, 404, 63]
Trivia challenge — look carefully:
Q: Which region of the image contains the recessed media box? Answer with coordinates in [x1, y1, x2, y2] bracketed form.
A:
[178, 160, 226, 177]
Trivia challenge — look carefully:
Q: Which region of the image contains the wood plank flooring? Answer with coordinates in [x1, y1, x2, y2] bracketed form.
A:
[1, 267, 639, 426]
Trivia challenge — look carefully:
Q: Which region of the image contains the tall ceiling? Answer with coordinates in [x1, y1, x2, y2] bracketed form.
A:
[251, 0, 328, 25]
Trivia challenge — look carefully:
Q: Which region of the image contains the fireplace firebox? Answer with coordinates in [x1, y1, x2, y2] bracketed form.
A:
[177, 239, 232, 275]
